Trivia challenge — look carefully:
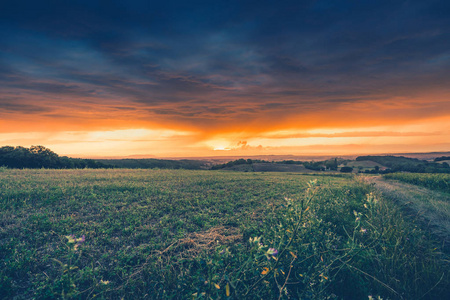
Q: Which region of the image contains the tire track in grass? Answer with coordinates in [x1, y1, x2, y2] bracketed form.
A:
[370, 176, 450, 250]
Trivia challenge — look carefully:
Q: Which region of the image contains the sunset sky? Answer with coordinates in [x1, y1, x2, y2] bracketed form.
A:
[1, 0, 449, 157]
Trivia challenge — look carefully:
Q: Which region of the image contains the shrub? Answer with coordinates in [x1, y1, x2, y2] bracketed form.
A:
[340, 166, 353, 173]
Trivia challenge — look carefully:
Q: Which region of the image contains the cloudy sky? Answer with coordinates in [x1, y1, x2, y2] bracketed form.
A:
[1, 0, 449, 157]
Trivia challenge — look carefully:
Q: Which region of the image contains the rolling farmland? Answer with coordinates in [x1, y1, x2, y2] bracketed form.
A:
[0, 169, 449, 299]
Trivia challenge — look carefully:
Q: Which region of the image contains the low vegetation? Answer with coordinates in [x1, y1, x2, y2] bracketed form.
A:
[339, 166, 353, 173]
[383, 173, 450, 193]
[1, 169, 448, 299]
[372, 175, 450, 251]
[357, 155, 450, 173]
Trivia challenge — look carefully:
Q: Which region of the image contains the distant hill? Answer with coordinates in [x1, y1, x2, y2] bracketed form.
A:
[390, 152, 450, 160]
[356, 155, 450, 173]
[218, 162, 317, 173]
[97, 158, 208, 170]
[212, 156, 450, 174]
[253, 163, 316, 172]
[211, 158, 341, 172]
[3, 146, 449, 173]
[435, 156, 450, 162]
[342, 160, 387, 173]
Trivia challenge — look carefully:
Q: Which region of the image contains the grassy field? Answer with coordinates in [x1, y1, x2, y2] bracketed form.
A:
[375, 174, 450, 249]
[383, 172, 450, 193]
[0, 169, 449, 299]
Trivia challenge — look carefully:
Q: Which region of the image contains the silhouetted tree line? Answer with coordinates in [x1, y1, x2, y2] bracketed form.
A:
[434, 156, 450, 162]
[302, 161, 325, 171]
[0, 146, 210, 170]
[0, 146, 108, 169]
[274, 160, 302, 165]
[98, 158, 206, 169]
[357, 156, 450, 173]
[211, 158, 342, 171]
[210, 158, 269, 170]
[303, 159, 339, 171]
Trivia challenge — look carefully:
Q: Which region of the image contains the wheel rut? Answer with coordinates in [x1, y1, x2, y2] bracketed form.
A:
[369, 176, 450, 251]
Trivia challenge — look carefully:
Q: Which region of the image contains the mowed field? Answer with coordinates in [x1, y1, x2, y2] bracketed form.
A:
[0, 169, 449, 299]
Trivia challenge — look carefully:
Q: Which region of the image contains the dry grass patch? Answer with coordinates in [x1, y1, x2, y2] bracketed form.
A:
[158, 226, 242, 259]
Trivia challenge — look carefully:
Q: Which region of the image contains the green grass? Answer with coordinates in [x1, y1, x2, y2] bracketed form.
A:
[383, 173, 450, 193]
[0, 169, 449, 299]
[375, 174, 450, 240]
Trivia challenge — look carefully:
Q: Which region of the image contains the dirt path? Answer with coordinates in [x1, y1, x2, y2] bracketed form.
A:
[369, 176, 450, 249]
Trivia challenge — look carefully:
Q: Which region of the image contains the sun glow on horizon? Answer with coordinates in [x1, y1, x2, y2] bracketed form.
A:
[1, 115, 449, 158]
[2, 1, 450, 158]
[213, 147, 231, 151]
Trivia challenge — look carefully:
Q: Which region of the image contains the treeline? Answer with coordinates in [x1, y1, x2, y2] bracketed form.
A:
[0, 146, 208, 170]
[303, 159, 340, 171]
[98, 159, 207, 169]
[0, 146, 108, 169]
[357, 156, 450, 173]
[435, 156, 450, 162]
[210, 158, 269, 170]
[211, 158, 342, 171]
[274, 159, 341, 171]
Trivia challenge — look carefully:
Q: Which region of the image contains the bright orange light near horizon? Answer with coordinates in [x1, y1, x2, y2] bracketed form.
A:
[1, 114, 449, 158]
[213, 147, 231, 151]
[2, 0, 450, 159]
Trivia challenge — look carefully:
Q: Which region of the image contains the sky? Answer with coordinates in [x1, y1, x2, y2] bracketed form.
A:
[1, 0, 449, 158]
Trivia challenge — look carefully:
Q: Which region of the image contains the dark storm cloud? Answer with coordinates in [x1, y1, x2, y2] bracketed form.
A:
[0, 0, 449, 123]
[0, 100, 52, 114]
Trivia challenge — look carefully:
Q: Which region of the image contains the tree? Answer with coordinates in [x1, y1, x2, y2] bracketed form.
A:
[0, 145, 107, 169]
[340, 166, 353, 173]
